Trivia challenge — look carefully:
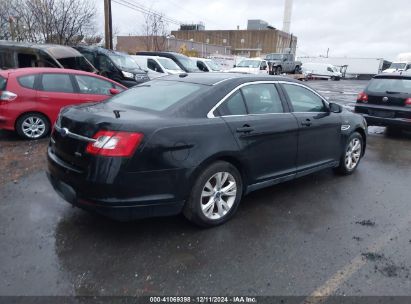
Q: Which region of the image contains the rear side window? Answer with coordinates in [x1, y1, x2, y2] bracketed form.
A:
[75, 75, 114, 95]
[0, 76, 6, 90]
[109, 80, 203, 111]
[242, 84, 284, 114]
[367, 78, 411, 94]
[58, 56, 95, 72]
[218, 91, 247, 116]
[40, 74, 74, 93]
[18, 75, 36, 89]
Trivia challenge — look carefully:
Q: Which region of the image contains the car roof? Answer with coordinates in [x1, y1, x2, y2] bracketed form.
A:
[374, 73, 411, 79]
[74, 45, 128, 57]
[0, 40, 82, 58]
[0, 68, 126, 87]
[156, 72, 298, 86]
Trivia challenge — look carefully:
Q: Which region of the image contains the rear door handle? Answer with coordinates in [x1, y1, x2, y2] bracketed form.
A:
[236, 126, 254, 133]
[301, 119, 312, 127]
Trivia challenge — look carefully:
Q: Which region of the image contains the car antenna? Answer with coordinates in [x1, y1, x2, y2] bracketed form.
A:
[179, 73, 188, 77]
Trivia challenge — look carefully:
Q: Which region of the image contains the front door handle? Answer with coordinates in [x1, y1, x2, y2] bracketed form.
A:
[301, 119, 312, 127]
[236, 125, 254, 133]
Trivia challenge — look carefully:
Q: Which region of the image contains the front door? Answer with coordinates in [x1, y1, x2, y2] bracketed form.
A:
[280, 82, 342, 172]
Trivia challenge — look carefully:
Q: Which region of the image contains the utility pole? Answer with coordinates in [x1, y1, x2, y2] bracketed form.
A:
[104, 0, 113, 49]
[9, 17, 15, 41]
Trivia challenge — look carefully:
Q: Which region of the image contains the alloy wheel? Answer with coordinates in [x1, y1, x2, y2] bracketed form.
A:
[21, 116, 46, 139]
[200, 172, 237, 220]
[345, 138, 361, 170]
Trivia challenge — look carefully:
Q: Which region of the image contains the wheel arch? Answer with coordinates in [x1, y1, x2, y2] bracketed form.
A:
[14, 111, 52, 133]
[188, 154, 248, 197]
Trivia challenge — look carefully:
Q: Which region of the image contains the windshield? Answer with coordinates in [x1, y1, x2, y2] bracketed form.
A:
[157, 58, 182, 71]
[109, 54, 141, 70]
[367, 78, 411, 94]
[58, 56, 95, 72]
[109, 80, 203, 111]
[389, 63, 407, 70]
[206, 60, 222, 71]
[178, 57, 200, 72]
[237, 60, 261, 68]
[266, 54, 283, 60]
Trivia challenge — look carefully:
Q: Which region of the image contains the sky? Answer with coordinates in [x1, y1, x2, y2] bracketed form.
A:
[96, 0, 411, 61]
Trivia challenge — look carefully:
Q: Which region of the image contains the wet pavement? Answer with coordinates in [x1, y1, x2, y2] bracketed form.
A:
[0, 80, 411, 297]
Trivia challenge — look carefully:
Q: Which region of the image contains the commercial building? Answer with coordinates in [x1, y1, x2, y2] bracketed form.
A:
[116, 36, 230, 57]
[171, 20, 297, 58]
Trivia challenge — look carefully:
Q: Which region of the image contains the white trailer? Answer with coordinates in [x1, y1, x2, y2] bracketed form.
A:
[298, 56, 391, 79]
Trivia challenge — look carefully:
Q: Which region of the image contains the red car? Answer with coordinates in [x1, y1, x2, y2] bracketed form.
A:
[0, 68, 126, 139]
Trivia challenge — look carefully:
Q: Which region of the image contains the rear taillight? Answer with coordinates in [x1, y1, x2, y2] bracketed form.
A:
[0, 91, 17, 103]
[86, 131, 144, 157]
[405, 98, 411, 106]
[357, 92, 368, 103]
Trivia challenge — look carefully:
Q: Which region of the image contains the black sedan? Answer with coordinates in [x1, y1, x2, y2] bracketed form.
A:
[355, 73, 411, 131]
[47, 73, 367, 227]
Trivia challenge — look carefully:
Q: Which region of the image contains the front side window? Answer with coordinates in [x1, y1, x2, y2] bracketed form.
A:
[241, 84, 284, 114]
[18, 75, 36, 89]
[282, 84, 326, 112]
[75, 75, 114, 95]
[109, 80, 203, 111]
[217, 91, 247, 116]
[147, 59, 163, 73]
[58, 56, 95, 72]
[41, 74, 74, 93]
[0, 76, 6, 90]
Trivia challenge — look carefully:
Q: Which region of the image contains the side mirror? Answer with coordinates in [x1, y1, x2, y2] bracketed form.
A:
[109, 88, 120, 95]
[329, 102, 342, 113]
[233, 64, 236, 68]
[283, 58, 287, 62]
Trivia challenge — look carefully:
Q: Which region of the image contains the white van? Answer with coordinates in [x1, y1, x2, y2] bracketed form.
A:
[191, 57, 223, 72]
[302, 63, 342, 80]
[131, 55, 184, 78]
[228, 58, 269, 75]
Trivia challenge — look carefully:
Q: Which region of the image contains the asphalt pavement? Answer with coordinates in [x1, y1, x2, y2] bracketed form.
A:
[0, 80, 411, 299]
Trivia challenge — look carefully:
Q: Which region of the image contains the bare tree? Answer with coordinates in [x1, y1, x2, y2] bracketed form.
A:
[0, 0, 97, 45]
[140, 10, 168, 51]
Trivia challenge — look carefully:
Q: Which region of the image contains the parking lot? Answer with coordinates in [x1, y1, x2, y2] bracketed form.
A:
[1, 79, 411, 298]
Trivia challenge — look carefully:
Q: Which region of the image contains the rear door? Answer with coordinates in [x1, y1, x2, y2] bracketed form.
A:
[215, 82, 299, 184]
[73, 74, 124, 103]
[280, 82, 341, 173]
[37, 73, 79, 124]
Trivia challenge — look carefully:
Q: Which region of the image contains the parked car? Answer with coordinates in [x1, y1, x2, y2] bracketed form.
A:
[47, 73, 367, 227]
[228, 58, 269, 75]
[0, 41, 97, 72]
[265, 53, 302, 75]
[73, 46, 149, 87]
[302, 63, 342, 80]
[131, 55, 184, 78]
[135, 51, 200, 73]
[191, 57, 223, 72]
[0, 68, 126, 139]
[354, 73, 411, 131]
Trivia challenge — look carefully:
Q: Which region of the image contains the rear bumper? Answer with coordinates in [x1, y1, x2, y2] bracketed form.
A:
[47, 148, 187, 221]
[361, 114, 411, 128]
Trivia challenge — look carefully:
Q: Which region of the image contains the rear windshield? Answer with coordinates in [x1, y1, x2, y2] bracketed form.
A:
[58, 56, 95, 72]
[109, 80, 203, 111]
[0, 76, 6, 90]
[367, 78, 411, 94]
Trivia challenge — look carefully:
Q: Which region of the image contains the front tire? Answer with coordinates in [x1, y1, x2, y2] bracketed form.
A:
[183, 161, 243, 227]
[16, 113, 50, 140]
[275, 66, 282, 75]
[335, 132, 363, 175]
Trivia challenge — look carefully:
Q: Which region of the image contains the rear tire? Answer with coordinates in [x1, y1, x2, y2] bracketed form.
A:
[335, 132, 363, 175]
[294, 66, 301, 74]
[16, 113, 50, 140]
[386, 126, 403, 136]
[275, 66, 282, 75]
[183, 161, 243, 227]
